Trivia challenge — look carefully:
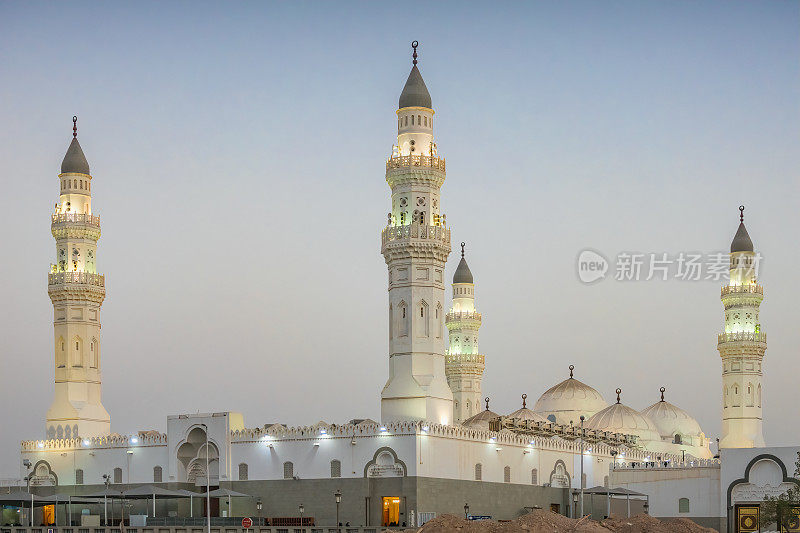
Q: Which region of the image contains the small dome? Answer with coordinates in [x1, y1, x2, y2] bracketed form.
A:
[399, 65, 432, 109]
[453, 257, 473, 284]
[640, 390, 703, 440]
[462, 398, 498, 430]
[586, 390, 661, 444]
[61, 137, 90, 175]
[731, 222, 753, 253]
[534, 366, 608, 425]
[508, 394, 548, 423]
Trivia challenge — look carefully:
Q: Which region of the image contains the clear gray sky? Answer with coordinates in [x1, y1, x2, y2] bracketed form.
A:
[1, 1, 798, 475]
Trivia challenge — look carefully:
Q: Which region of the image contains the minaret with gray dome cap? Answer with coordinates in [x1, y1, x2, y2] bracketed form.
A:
[718, 206, 766, 448]
[381, 42, 453, 424]
[46, 117, 111, 440]
[445, 243, 485, 424]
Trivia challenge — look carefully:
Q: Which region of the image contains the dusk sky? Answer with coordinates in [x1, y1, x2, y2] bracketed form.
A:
[1, 1, 798, 476]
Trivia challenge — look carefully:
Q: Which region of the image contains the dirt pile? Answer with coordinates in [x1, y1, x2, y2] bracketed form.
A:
[414, 510, 717, 533]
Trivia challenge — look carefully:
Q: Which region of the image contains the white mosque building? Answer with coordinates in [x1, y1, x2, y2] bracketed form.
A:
[12, 43, 796, 532]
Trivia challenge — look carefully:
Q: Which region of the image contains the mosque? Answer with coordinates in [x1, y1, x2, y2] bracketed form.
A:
[12, 43, 797, 533]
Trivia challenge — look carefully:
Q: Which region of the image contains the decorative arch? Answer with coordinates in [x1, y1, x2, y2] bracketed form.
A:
[398, 300, 408, 337]
[56, 336, 66, 368]
[31, 460, 58, 486]
[176, 426, 220, 484]
[726, 454, 800, 513]
[549, 459, 570, 488]
[89, 338, 98, 368]
[416, 299, 429, 337]
[72, 335, 83, 366]
[435, 302, 443, 338]
[364, 447, 407, 478]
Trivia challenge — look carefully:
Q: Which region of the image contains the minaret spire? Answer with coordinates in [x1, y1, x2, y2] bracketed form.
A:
[412, 40, 418, 66]
[740, 205, 744, 223]
[73, 115, 78, 138]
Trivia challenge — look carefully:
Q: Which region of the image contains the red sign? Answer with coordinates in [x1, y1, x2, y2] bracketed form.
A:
[242, 517, 253, 529]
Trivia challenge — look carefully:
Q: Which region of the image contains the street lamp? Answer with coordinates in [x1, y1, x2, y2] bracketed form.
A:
[464, 503, 469, 520]
[256, 499, 262, 526]
[23, 460, 32, 527]
[579, 415, 585, 519]
[200, 423, 211, 533]
[299, 503, 304, 528]
[334, 490, 342, 530]
[102, 474, 110, 526]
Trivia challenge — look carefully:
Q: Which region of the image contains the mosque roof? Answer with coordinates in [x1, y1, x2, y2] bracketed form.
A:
[61, 117, 90, 175]
[462, 398, 498, 430]
[731, 222, 754, 253]
[507, 395, 548, 423]
[454, 257, 473, 284]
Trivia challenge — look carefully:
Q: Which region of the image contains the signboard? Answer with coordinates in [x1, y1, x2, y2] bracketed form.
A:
[780, 506, 800, 533]
[736, 506, 759, 533]
[242, 517, 253, 529]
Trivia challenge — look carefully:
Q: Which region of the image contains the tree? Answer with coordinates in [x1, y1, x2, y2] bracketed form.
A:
[760, 452, 800, 529]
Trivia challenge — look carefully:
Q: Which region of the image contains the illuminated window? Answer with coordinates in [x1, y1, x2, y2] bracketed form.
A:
[674, 434, 682, 444]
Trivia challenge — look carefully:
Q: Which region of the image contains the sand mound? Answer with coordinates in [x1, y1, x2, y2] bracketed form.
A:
[413, 510, 717, 533]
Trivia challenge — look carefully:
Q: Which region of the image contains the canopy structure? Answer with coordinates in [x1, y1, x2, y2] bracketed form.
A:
[121, 485, 188, 517]
[207, 488, 253, 516]
[572, 486, 649, 519]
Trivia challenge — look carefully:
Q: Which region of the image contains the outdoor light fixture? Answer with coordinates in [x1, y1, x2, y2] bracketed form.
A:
[37, 442, 44, 449]
[131, 437, 138, 444]
[126, 450, 133, 455]
[83, 440, 91, 446]
[379, 426, 387, 432]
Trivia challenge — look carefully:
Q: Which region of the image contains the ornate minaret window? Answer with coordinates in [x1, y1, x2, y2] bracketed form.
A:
[46, 117, 111, 440]
[445, 243, 485, 424]
[381, 42, 454, 424]
[718, 206, 766, 448]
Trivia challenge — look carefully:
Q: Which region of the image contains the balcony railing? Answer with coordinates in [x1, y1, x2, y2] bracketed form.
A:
[718, 331, 767, 344]
[51, 213, 101, 226]
[48, 272, 105, 287]
[386, 154, 445, 171]
[721, 284, 763, 296]
[446, 353, 485, 365]
[446, 311, 482, 322]
[381, 224, 450, 246]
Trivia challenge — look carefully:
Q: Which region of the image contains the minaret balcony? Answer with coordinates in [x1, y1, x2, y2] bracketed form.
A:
[52, 213, 101, 226]
[381, 223, 450, 251]
[721, 284, 763, 296]
[445, 353, 485, 366]
[48, 271, 105, 287]
[386, 154, 445, 172]
[445, 310, 482, 323]
[717, 331, 767, 345]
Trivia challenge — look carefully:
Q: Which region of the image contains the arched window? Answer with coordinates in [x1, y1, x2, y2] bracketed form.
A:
[75, 469, 84, 485]
[417, 115, 421, 125]
[757, 384, 762, 407]
[330, 460, 341, 478]
[474, 463, 482, 481]
[674, 434, 682, 445]
[398, 301, 408, 337]
[424, 116, 428, 127]
[153, 466, 163, 483]
[531, 469, 538, 485]
[746, 383, 754, 406]
[56, 337, 66, 368]
[388, 304, 393, 339]
[404, 116, 408, 126]
[72, 337, 83, 367]
[283, 461, 294, 479]
[238, 463, 248, 481]
[113, 467, 122, 483]
[504, 466, 511, 483]
[436, 303, 443, 338]
[411, 115, 414, 125]
[416, 300, 429, 337]
[678, 498, 690, 513]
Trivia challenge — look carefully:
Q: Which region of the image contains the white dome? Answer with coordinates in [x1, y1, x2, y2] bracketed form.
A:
[640, 388, 703, 440]
[508, 394, 549, 423]
[462, 408, 499, 430]
[585, 390, 661, 444]
[534, 366, 608, 425]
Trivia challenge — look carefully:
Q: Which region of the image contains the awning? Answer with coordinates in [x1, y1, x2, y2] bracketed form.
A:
[206, 488, 252, 498]
[123, 485, 186, 498]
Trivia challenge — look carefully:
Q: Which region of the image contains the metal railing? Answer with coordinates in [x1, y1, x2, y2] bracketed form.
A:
[445, 353, 485, 365]
[386, 154, 445, 171]
[721, 284, 763, 296]
[445, 311, 481, 322]
[52, 213, 101, 226]
[717, 331, 767, 344]
[48, 272, 105, 287]
[381, 224, 450, 246]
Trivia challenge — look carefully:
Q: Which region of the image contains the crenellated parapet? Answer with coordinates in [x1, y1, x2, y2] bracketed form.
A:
[22, 432, 166, 452]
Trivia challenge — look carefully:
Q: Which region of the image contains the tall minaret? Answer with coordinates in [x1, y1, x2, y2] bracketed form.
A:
[445, 243, 485, 424]
[718, 206, 766, 448]
[45, 117, 111, 440]
[381, 42, 454, 425]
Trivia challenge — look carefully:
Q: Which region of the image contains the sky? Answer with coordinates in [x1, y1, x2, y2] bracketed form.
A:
[0, 1, 798, 476]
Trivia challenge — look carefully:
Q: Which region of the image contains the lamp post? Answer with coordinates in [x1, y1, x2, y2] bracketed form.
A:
[102, 474, 110, 526]
[463, 503, 469, 520]
[334, 490, 341, 530]
[579, 415, 585, 519]
[200, 423, 211, 533]
[299, 503, 304, 529]
[256, 499, 262, 526]
[23, 460, 32, 527]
